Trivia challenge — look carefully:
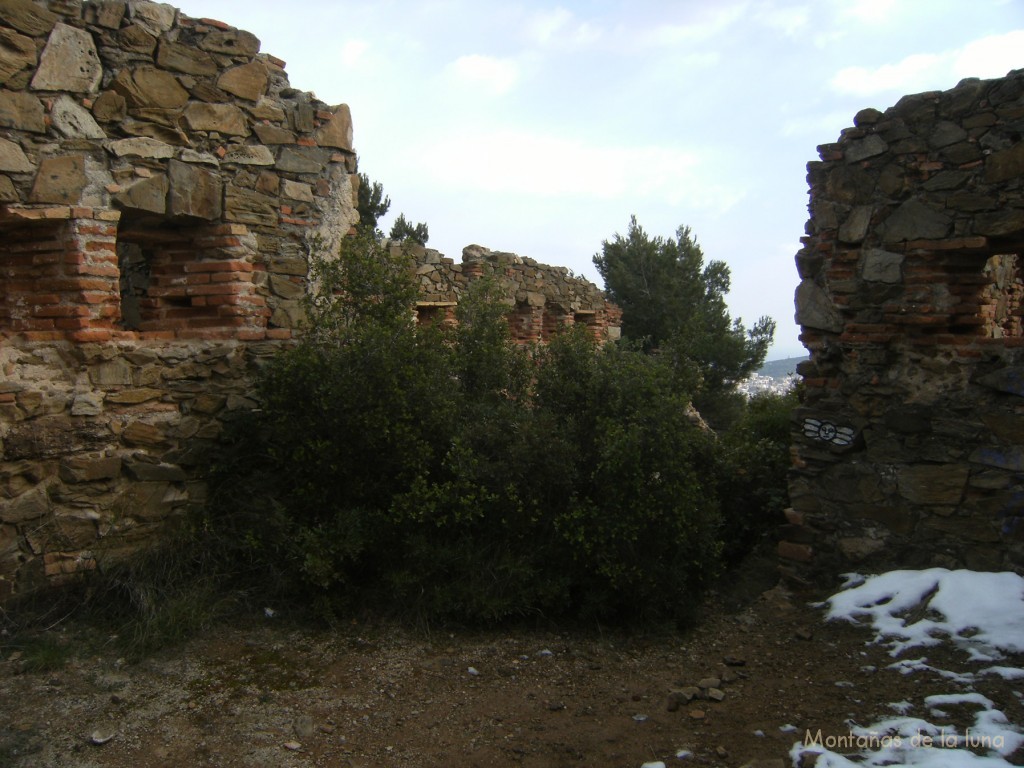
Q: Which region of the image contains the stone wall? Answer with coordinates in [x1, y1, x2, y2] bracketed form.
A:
[0, 0, 362, 599]
[787, 69, 1024, 581]
[0, 1, 620, 599]
[409, 242, 622, 344]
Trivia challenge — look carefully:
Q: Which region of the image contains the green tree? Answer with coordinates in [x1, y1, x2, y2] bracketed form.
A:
[389, 212, 429, 246]
[593, 216, 775, 399]
[356, 171, 390, 232]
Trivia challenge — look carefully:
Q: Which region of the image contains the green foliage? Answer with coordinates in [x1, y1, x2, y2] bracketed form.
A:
[389, 212, 429, 245]
[206, 231, 787, 628]
[593, 216, 776, 402]
[356, 171, 390, 232]
[718, 389, 799, 562]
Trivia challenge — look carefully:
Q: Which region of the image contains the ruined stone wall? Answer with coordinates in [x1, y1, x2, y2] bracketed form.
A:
[0, 0, 358, 598]
[409, 242, 622, 344]
[787, 69, 1024, 581]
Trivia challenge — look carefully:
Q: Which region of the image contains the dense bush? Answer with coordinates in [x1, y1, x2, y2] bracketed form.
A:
[204, 232, 744, 627]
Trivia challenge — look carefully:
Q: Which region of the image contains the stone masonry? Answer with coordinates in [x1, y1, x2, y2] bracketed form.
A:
[0, 0, 360, 598]
[787, 69, 1024, 581]
[409, 242, 621, 344]
[0, 1, 619, 599]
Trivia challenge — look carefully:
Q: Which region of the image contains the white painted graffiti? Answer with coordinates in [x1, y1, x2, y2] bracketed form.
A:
[802, 418, 856, 447]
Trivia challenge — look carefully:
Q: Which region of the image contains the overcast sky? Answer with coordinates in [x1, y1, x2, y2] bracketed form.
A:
[173, 0, 1022, 359]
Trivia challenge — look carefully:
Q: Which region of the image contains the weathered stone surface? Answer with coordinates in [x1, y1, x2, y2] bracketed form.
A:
[168, 159, 222, 219]
[0, 0, 60, 36]
[87, 0, 127, 28]
[314, 104, 354, 151]
[970, 447, 1024, 473]
[838, 206, 872, 243]
[224, 184, 277, 226]
[2, 487, 50, 523]
[106, 136, 175, 159]
[114, 173, 169, 213]
[112, 66, 189, 110]
[199, 28, 260, 57]
[105, 388, 163, 404]
[897, 464, 968, 505]
[250, 98, 285, 122]
[974, 208, 1024, 238]
[270, 274, 305, 299]
[253, 124, 296, 145]
[123, 421, 166, 447]
[92, 90, 127, 122]
[0, 89, 45, 132]
[860, 248, 903, 283]
[128, 0, 177, 36]
[51, 95, 106, 139]
[31, 23, 103, 94]
[183, 102, 250, 136]
[117, 480, 174, 520]
[977, 367, 1024, 397]
[217, 61, 268, 101]
[984, 142, 1024, 184]
[276, 147, 324, 173]
[844, 134, 887, 163]
[794, 280, 843, 333]
[879, 200, 951, 242]
[29, 155, 87, 204]
[59, 456, 122, 484]
[223, 144, 275, 165]
[117, 23, 157, 54]
[156, 40, 217, 76]
[0, 28, 36, 85]
[0, 174, 16, 200]
[0, 136, 33, 173]
[281, 179, 314, 202]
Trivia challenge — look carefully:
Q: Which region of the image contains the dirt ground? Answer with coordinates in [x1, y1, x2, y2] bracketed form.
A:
[2, 560, 1023, 768]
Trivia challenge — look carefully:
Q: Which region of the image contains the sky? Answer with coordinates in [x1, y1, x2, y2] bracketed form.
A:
[172, 0, 1024, 359]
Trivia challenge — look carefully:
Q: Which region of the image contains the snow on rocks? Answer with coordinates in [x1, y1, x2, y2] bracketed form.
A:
[793, 568, 1024, 767]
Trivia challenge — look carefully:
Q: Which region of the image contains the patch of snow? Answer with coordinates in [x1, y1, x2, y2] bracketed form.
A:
[793, 569, 1024, 768]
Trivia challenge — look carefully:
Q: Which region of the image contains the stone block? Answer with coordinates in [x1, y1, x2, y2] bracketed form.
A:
[183, 102, 249, 136]
[59, 455, 122, 484]
[117, 23, 157, 54]
[106, 136, 175, 159]
[29, 155, 87, 204]
[0, 0, 59, 36]
[838, 205, 872, 244]
[117, 481, 174, 521]
[199, 28, 260, 57]
[860, 248, 903, 283]
[114, 173, 168, 214]
[217, 61, 268, 102]
[2, 487, 50, 523]
[0, 89, 45, 132]
[253, 124, 295, 145]
[896, 464, 969, 505]
[168, 159, 222, 220]
[224, 185, 277, 227]
[275, 147, 325, 173]
[314, 104, 353, 151]
[223, 145, 275, 166]
[88, 1, 127, 29]
[879, 200, 952, 242]
[156, 40, 217, 76]
[112, 66, 189, 110]
[123, 421, 166, 447]
[970, 447, 1024, 473]
[128, 0, 177, 36]
[51, 95, 106, 140]
[985, 143, 1024, 184]
[844, 134, 888, 163]
[0, 28, 36, 85]
[92, 90, 127, 122]
[794, 280, 843, 333]
[0, 136, 32, 173]
[31, 23, 102, 93]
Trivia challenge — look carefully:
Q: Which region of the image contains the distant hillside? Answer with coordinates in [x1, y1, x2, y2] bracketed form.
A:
[757, 356, 807, 379]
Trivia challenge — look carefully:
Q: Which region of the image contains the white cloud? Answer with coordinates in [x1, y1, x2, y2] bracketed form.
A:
[831, 52, 942, 96]
[417, 129, 743, 212]
[841, 0, 897, 23]
[755, 3, 811, 37]
[830, 29, 1024, 97]
[447, 54, 520, 95]
[339, 39, 370, 69]
[643, 3, 748, 46]
[953, 29, 1024, 80]
[525, 7, 602, 49]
